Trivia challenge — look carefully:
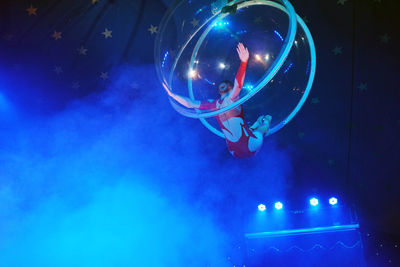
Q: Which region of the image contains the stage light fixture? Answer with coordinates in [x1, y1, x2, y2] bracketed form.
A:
[258, 204, 266, 211]
[329, 197, 338, 205]
[310, 198, 319, 206]
[274, 202, 283, 210]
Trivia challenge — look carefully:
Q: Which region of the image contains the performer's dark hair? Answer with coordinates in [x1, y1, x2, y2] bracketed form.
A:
[218, 80, 234, 92]
[220, 80, 233, 88]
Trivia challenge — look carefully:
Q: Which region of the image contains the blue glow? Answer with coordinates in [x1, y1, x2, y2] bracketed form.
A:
[258, 204, 266, 211]
[195, 9, 202, 15]
[274, 202, 283, 210]
[245, 224, 360, 238]
[329, 197, 338, 205]
[236, 30, 247, 35]
[212, 21, 229, 28]
[283, 62, 293, 74]
[274, 30, 284, 42]
[161, 51, 169, 68]
[195, 5, 207, 15]
[310, 198, 319, 206]
[243, 84, 254, 90]
[0, 65, 248, 266]
[204, 78, 214, 85]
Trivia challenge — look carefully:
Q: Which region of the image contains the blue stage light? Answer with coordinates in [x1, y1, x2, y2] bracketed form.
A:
[310, 198, 319, 206]
[213, 21, 229, 28]
[258, 204, 266, 211]
[274, 202, 283, 210]
[329, 197, 338, 205]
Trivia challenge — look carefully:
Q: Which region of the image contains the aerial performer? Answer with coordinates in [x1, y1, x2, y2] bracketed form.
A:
[165, 43, 272, 158]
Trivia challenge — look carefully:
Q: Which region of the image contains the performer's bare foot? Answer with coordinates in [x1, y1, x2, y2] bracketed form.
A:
[255, 115, 272, 136]
[250, 115, 266, 131]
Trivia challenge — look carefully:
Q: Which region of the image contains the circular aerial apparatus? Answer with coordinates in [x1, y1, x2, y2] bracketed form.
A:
[155, 0, 316, 137]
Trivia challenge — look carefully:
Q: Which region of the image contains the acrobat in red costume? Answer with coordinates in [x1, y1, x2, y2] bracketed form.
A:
[165, 43, 271, 158]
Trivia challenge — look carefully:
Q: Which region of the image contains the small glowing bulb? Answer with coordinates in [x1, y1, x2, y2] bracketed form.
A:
[188, 69, 197, 78]
[329, 197, 338, 205]
[295, 40, 298, 45]
[219, 63, 226, 69]
[310, 198, 319, 206]
[274, 202, 283, 210]
[265, 54, 270, 61]
[255, 54, 262, 61]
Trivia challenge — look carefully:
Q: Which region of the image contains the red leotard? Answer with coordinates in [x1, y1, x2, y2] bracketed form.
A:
[199, 61, 260, 158]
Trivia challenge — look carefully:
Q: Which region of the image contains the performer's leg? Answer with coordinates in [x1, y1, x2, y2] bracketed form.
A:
[248, 116, 271, 152]
[248, 131, 263, 152]
[255, 115, 271, 137]
[249, 115, 265, 131]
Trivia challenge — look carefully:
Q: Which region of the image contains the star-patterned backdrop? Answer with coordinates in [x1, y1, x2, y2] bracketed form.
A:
[0, 0, 399, 266]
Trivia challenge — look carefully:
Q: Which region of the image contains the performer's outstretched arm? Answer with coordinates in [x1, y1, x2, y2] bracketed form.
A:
[163, 84, 215, 109]
[229, 43, 249, 100]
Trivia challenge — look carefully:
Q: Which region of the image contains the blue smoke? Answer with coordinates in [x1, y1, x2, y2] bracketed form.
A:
[0, 183, 229, 266]
[0, 64, 293, 266]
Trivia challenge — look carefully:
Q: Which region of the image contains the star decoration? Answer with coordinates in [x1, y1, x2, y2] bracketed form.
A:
[337, 0, 348, 5]
[298, 132, 305, 139]
[332, 46, 342, 55]
[380, 33, 390, 44]
[26, 5, 38, 16]
[190, 18, 199, 27]
[54, 66, 63, 74]
[100, 72, 109, 80]
[254, 17, 262, 24]
[52, 31, 62, 40]
[148, 25, 158, 35]
[102, 28, 112, 38]
[72, 82, 81, 89]
[77, 45, 88, 55]
[358, 82, 367, 91]
[311, 97, 320, 104]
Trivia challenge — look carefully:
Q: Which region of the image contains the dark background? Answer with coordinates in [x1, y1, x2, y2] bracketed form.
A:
[0, 0, 399, 266]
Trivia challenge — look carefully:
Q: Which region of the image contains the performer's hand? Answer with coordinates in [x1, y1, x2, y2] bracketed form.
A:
[237, 42, 249, 62]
